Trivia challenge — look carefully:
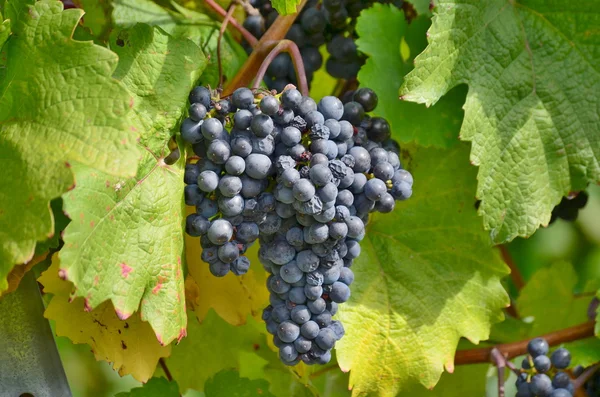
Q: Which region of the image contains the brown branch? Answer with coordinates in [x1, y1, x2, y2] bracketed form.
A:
[499, 245, 525, 291]
[204, 0, 258, 47]
[252, 40, 308, 96]
[455, 321, 595, 365]
[218, 4, 237, 89]
[223, 0, 307, 95]
[159, 358, 173, 382]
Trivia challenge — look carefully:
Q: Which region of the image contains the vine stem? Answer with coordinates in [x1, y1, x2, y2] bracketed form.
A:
[499, 244, 525, 291]
[204, 0, 258, 47]
[454, 321, 595, 365]
[573, 363, 600, 390]
[217, 4, 237, 89]
[159, 358, 173, 382]
[251, 39, 308, 96]
[223, 0, 307, 95]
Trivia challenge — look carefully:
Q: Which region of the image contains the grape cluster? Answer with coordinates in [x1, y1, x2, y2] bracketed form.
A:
[181, 85, 413, 365]
[243, 0, 403, 90]
[550, 192, 588, 224]
[516, 338, 573, 397]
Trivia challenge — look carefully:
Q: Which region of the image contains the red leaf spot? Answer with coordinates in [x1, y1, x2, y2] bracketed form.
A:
[58, 268, 68, 280]
[84, 297, 92, 312]
[152, 283, 162, 295]
[156, 333, 165, 346]
[129, 97, 134, 108]
[120, 263, 133, 278]
[90, 221, 95, 228]
[93, 275, 100, 286]
[106, 206, 111, 211]
[65, 161, 71, 168]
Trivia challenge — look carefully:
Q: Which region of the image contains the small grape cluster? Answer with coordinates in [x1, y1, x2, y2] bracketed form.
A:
[181, 85, 413, 365]
[243, 0, 403, 90]
[516, 338, 573, 397]
[550, 192, 588, 224]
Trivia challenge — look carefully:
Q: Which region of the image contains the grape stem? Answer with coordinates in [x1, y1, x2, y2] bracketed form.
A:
[223, 0, 307, 95]
[454, 321, 595, 365]
[490, 348, 506, 397]
[218, 3, 237, 89]
[499, 244, 525, 291]
[204, 0, 259, 47]
[251, 39, 309, 96]
[573, 363, 600, 390]
[159, 358, 174, 382]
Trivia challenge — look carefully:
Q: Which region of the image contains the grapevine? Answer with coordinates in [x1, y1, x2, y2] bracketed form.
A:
[1, 0, 599, 396]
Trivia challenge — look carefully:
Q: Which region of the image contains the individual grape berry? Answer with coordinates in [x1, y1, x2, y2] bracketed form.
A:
[533, 355, 551, 373]
[528, 337, 550, 358]
[353, 88, 378, 112]
[207, 220, 234, 245]
[232, 87, 254, 109]
[550, 348, 571, 369]
[189, 86, 211, 108]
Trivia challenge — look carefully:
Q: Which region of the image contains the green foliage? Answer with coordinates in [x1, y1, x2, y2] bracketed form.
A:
[356, 5, 467, 147]
[0, 0, 140, 291]
[112, 0, 247, 86]
[59, 22, 205, 345]
[165, 311, 267, 392]
[401, 0, 600, 243]
[270, 0, 301, 15]
[516, 262, 589, 335]
[565, 338, 600, 368]
[205, 370, 276, 397]
[336, 143, 509, 396]
[116, 377, 179, 396]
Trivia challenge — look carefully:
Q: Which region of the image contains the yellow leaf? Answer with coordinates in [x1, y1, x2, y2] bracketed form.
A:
[38, 254, 171, 382]
[185, 208, 269, 325]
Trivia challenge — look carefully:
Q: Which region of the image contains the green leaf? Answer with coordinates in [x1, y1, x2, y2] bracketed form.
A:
[166, 311, 268, 392]
[116, 377, 179, 396]
[402, 363, 490, 396]
[205, 370, 276, 397]
[0, 18, 9, 48]
[34, 198, 71, 256]
[59, 24, 205, 345]
[400, 0, 600, 243]
[112, 0, 247, 87]
[73, 0, 112, 41]
[516, 262, 589, 335]
[336, 143, 510, 396]
[0, 0, 139, 292]
[271, 0, 300, 15]
[564, 338, 600, 368]
[405, 0, 431, 15]
[356, 5, 467, 148]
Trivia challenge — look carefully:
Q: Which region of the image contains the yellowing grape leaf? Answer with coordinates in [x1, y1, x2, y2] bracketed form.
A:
[270, 0, 300, 15]
[59, 23, 206, 345]
[0, 0, 139, 292]
[400, 0, 600, 243]
[185, 221, 269, 324]
[39, 255, 171, 382]
[336, 143, 510, 396]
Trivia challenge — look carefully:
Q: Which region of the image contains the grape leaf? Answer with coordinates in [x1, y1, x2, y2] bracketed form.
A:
[405, 0, 431, 15]
[112, 0, 247, 87]
[59, 24, 205, 345]
[355, 4, 467, 148]
[400, 0, 600, 243]
[271, 0, 300, 15]
[402, 363, 490, 396]
[516, 262, 589, 335]
[0, 0, 140, 292]
[116, 377, 179, 397]
[73, 0, 112, 41]
[166, 310, 268, 392]
[38, 255, 171, 382]
[205, 370, 276, 397]
[335, 143, 510, 395]
[0, 17, 9, 48]
[564, 338, 600, 368]
[186, 228, 269, 324]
